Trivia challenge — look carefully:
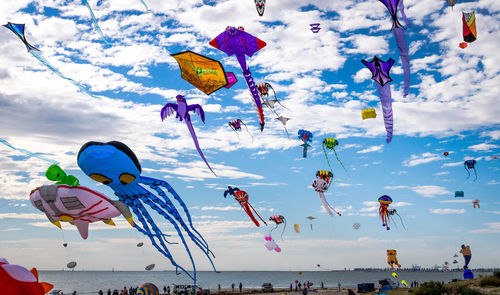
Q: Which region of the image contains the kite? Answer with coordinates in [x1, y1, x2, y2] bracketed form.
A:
[67, 261, 77, 269]
[446, 0, 457, 8]
[306, 216, 315, 231]
[209, 26, 267, 131]
[298, 129, 313, 158]
[378, 195, 393, 230]
[3, 22, 96, 97]
[145, 264, 155, 271]
[171, 51, 229, 95]
[322, 138, 348, 175]
[45, 164, 79, 186]
[224, 186, 267, 227]
[82, 0, 109, 44]
[264, 235, 281, 252]
[379, 0, 411, 97]
[255, 0, 265, 16]
[472, 199, 480, 208]
[464, 160, 477, 181]
[464, 269, 474, 280]
[77, 141, 216, 286]
[362, 108, 377, 120]
[455, 191, 464, 198]
[294, 224, 300, 233]
[225, 72, 238, 88]
[443, 152, 449, 156]
[161, 95, 216, 176]
[316, 264, 333, 271]
[310, 24, 321, 33]
[353, 223, 360, 230]
[257, 82, 287, 110]
[362, 56, 395, 143]
[229, 119, 253, 140]
[312, 170, 341, 217]
[268, 215, 286, 240]
[0, 138, 58, 164]
[387, 249, 401, 270]
[460, 12, 477, 49]
[0, 258, 53, 295]
[137, 283, 159, 295]
[138, 0, 150, 11]
[137, 242, 144, 247]
[276, 116, 291, 139]
[388, 208, 406, 230]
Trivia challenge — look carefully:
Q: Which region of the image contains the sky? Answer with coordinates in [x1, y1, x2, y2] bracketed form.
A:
[0, 0, 499, 273]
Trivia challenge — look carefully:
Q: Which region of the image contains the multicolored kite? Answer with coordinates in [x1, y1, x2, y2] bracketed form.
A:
[224, 186, 267, 227]
[255, 0, 266, 16]
[378, 195, 393, 230]
[312, 170, 341, 217]
[460, 12, 477, 49]
[322, 138, 348, 175]
[298, 130, 313, 158]
[268, 215, 286, 240]
[229, 119, 252, 140]
[0, 258, 53, 295]
[464, 159, 477, 181]
[361, 56, 395, 143]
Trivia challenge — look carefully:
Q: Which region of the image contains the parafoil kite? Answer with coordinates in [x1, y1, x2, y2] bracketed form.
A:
[322, 138, 348, 175]
[460, 12, 476, 49]
[137, 282, 159, 295]
[378, 195, 393, 230]
[310, 24, 321, 33]
[3, 23, 96, 97]
[264, 235, 281, 252]
[388, 208, 406, 230]
[0, 138, 58, 165]
[455, 191, 464, 198]
[268, 215, 286, 240]
[210, 26, 266, 131]
[171, 51, 230, 95]
[255, 0, 266, 16]
[387, 249, 401, 270]
[77, 141, 216, 286]
[294, 224, 300, 233]
[312, 170, 341, 217]
[379, 0, 411, 97]
[161, 95, 216, 176]
[362, 56, 395, 143]
[472, 199, 480, 208]
[298, 130, 313, 158]
[30, 165, 133, 239]
[464, 160, 477, 181]
[224, 186, 267, 227]
[229, 119, 253, 140]
[0, 258, 53, 295]
[362, 108, 377, 120]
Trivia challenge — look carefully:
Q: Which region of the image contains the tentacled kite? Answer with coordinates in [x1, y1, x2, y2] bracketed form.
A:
[229, 119, 253, 140]
[464, 160, 477, 181]
[82, 0, 109, 44]
[264, 235, 281, 252]
[255, 0, 266, 16]
[298, 130, 313, 158]
[268, 215, 286, 240]
[460, 12, 477, 49]
[171, 51, 229, 95]
[443, 152, 449, 156]
[378, 195, 393, 230]
[224, 186, 267, 227]
[257, 82, 287, 110]
[388, 208, 406, 230]
[362, 108, 377, 120]
[3, 22, 96, 97]
[78, 141, 216, 286]
[210, 26, 267, 131]
[161, 95, 216, 176]
[312, 171, 341, 217]
[362, 56, 395, 143]
[322, 138, 348, 175]
[379, 0, 411, 97]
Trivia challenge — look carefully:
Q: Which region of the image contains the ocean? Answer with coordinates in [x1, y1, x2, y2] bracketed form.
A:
[38, 270, 494, 294]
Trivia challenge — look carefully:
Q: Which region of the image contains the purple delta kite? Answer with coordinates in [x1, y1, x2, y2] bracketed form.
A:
[361, 56, 395, 143]
[379, 0, 411, 97]
[209, 26, 267, 131]
[161, 95, 216, 176]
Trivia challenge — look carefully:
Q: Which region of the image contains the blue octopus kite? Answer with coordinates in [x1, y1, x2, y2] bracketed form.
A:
[464, 160, 477, 181]
[77, 141, 215, 286]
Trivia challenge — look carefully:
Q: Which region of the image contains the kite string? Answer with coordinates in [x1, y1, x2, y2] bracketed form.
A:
[0, 138, 58, 164]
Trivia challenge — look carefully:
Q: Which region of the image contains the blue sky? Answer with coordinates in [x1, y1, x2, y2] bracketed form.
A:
[0, 0, 499, 272]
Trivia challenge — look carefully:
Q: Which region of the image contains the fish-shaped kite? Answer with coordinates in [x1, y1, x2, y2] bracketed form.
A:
[361, 56, 395, 143]
[209, 26, 267, 131]
[379, 0, 411, 97]
[3, 22, 96, 97]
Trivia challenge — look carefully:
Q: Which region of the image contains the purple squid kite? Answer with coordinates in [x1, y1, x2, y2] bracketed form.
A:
[379, 0, 411, 97]
[209, 26, 267, 131]
[361, 56, 395, 143]
[161, 95, 216, 176]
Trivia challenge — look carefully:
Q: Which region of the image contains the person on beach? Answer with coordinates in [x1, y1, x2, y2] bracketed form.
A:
[239, 282, 242, 293]
[460, 244, 472, 269]
[295, 283, 298, 291]
[290, 283, 292, 291]
[232, 283, 235, 292]
[99, 290, 103, 295]
[107, 289, 111, 295]
[167, 286, 170, 295]
[320, 282, 324, 290]
[298, 282, 302, 290]
[337, 282, 341, 291]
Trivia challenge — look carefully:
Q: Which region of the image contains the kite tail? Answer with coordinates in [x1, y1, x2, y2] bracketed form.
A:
[242, 68, 265, 131]
[376, 83, 394, 143]
[395, 212, 407, 230]
[29, 51, 97, 98]
[242, 203, 260, 226]
[394, 28, 410, 97]
[473, 168, 477, 181]
[247, 202, 267, 226]
[398, 0, 411, 28]
[301, 143, 310, 158]
[464, 163, 471, 179]
[281, 218, 286, 240]
[138, 0, 150, 10]
[322, 144, 334, 173]
[332, 148, 349, 175]
[241, 122, 254, 142]
[233, 130, 240, 141]
[317, 192, 334, 217]
[0, 138, 58, 164]
[185, 121, 217, 176]
[81, 0, 110, 44]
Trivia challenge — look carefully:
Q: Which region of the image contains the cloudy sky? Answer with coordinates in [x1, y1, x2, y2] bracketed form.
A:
[0, 0, 499, 273]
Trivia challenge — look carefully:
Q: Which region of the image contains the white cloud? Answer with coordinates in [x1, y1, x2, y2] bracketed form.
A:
[470, 222, 500, 234]
[403, 152, 443, 167]
[357, 145, 384, 154]
[468, 143, 500, 152]
[429, 208, 466, 215]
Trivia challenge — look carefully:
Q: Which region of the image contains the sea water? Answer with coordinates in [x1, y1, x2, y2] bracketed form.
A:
[38, 270, 494, 294]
